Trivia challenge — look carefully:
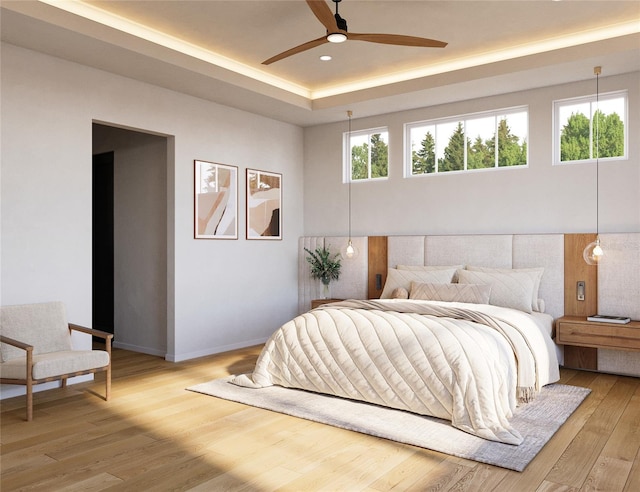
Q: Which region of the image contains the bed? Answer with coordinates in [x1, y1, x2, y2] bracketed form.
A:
[233, 264, 560, 445]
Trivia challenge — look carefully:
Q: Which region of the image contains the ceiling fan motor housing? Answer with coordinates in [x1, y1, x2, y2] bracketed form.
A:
[334, 13, 347, 32]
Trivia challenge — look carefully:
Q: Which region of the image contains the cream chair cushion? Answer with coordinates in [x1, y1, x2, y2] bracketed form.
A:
[1, 301, 71, 362]
[1, 351, 110, 380]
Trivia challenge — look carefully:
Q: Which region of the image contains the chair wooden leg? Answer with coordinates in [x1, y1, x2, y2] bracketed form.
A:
[61, 377, 67, 388]
[26, 349, 33, 422]
[106, 365, 111, 401]
[105, 336, 112, 401]
[26, 380, 33, 422]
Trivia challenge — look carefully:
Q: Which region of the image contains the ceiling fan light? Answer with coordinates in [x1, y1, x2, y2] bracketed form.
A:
[327, 32, 347, 43]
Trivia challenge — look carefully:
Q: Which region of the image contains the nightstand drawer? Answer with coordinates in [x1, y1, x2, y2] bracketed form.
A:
[557, 318, 640, 351]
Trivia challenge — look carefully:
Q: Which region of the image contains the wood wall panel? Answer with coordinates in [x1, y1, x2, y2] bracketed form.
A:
[564, 234, 598, 317]
[563, 345, 598, 371]
[563, 233, 598, 370]
[367, 236, 388, 299]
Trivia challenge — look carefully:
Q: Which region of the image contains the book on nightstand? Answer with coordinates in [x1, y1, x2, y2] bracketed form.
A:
[587, 314, 631, 324]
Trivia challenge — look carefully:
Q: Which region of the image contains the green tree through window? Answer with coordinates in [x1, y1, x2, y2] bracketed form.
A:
[438, 122, 465, 172]
[497, 118, 527, 167]
[370, 133, 388, 178]
[408, 109, 527, 175]
[348, 129, 389, 181]
[557, 92, 626, 163]
[560, 112, 590, 161]
[412, 132, 435, 174]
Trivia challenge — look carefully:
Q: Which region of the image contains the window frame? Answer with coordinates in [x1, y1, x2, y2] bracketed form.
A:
[343, 126, 389, 183]
[404, 106, 529, 177]
[553, 90, 628, 165]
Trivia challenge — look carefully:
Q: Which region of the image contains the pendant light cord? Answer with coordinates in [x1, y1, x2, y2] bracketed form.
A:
[595, 67, 600, 236]
[347, 110, 353, 241]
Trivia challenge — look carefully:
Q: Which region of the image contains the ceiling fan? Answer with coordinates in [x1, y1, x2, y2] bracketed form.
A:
[262, 0, 447, 65]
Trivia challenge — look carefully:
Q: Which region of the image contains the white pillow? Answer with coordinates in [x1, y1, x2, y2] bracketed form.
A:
[397, 264, 464, 282]
[409, 282, 491, 304]
[466, 266, 544, 312]
[457, 269, 535, 313]
[380, 268, 457, 299]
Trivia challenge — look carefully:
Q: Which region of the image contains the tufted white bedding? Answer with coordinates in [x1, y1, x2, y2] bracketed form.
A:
[233, 299, 559, 445]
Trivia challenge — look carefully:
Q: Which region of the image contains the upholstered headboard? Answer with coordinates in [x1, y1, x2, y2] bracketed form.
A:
[387, 234, 565, 319]
[299, 234, 565, 319]
[299, 233, 639, 318]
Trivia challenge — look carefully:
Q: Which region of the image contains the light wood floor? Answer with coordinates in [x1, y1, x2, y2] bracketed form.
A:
[1, 345, 639, 491]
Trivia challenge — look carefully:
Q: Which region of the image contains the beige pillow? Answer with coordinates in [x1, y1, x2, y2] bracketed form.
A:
[391, 287, 409, 299]
[409, 282, 491, 304]
[397, 264, 464, 282]
[457, 269, 535, 313]
[380, 268, 457, 299]
[466, 266, 544, 312]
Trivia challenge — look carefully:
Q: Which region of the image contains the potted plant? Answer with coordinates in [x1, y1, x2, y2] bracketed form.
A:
[304, 246, 342, 299]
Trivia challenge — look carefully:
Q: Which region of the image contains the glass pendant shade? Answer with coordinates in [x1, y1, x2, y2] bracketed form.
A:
[583, 236, 604, 265]
[341, 239, 359, 260]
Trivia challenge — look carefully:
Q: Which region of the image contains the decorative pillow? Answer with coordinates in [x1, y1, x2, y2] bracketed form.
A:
[380, 268, 457, 299]
[391, 287, 409, 299]
[409, 282, 491, 304]
[457, 269, 535, 313]
[397, 264, 464, 282]
[466, 266, 544, 312]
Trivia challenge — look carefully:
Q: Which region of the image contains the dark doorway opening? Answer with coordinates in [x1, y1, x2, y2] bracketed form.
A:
[92, 151, 114, 335]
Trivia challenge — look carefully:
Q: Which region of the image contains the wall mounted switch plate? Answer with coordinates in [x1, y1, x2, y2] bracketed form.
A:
[577, 281, 585, 301]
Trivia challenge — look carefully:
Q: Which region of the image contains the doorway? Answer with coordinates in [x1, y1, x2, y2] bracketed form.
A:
[92, 124, 169, 356]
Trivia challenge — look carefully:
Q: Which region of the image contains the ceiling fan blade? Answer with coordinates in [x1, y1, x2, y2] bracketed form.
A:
[348, 32, 447, 48]
[306, 0, 338, 31]
[262, 36, 329, 65]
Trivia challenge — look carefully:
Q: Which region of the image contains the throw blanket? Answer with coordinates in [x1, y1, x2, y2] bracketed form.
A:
[233, 300, 549, 445]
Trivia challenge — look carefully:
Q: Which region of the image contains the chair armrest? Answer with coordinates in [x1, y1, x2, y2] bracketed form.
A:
[69, 324, 114, 341]
[0, 335, 34, 352]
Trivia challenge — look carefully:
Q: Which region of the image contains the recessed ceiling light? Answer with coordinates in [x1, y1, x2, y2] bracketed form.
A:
[320, 55, 332, 61]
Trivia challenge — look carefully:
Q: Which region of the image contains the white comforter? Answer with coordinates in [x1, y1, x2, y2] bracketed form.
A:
[233, 299, 559, 445]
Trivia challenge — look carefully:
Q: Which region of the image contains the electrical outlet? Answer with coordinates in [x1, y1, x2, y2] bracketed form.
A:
[577, 281, 585, 301]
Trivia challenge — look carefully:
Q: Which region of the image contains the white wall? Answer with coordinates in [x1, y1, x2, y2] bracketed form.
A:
[303, 72, 640, 236]
[1, 43, 304, 379]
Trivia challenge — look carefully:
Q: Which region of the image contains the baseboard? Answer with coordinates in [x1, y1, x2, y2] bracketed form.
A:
[165, 337, 268, 362]
[113, 341, 166, 357]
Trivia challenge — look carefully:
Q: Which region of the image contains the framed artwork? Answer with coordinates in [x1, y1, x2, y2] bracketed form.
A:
[194, 160, 238, 239]
[246, 168, 282, 240]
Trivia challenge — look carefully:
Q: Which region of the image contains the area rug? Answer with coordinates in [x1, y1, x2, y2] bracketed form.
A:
[187, 378, 590, 471]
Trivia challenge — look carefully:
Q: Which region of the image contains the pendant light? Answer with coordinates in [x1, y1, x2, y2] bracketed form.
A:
[583, 66, 604, 265]
[341, 110, 359, 260]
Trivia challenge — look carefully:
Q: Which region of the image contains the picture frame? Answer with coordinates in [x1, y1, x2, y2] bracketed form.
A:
[194, 160, 238, 239]
[246, 168, 282, 240]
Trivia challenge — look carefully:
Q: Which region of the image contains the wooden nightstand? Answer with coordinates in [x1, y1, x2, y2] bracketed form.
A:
[311, 299, 343, 309]
[556, 316, 640, 370]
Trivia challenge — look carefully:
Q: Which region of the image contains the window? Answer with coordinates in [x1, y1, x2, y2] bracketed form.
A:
[405, 107, 528, 176]
[344, 128, 388, 181]
[554, 91, 627, 164]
